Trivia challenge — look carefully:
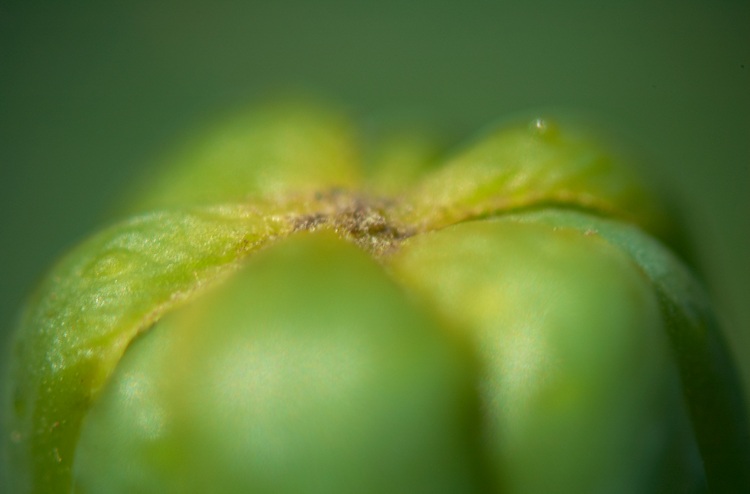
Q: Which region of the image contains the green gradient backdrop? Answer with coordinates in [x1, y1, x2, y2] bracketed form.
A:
[1, 1, 749, 401]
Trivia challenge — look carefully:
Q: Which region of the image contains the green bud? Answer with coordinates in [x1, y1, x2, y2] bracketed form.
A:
[2, 101, 748, 493]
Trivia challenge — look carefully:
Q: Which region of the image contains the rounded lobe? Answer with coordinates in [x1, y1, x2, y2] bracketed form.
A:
[72, 232, 488, 494]
[398, 116, 670, 242]
[387, 217, 705, 493]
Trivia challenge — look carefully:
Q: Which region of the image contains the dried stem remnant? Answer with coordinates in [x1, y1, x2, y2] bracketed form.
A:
[289, 189, 413, 256]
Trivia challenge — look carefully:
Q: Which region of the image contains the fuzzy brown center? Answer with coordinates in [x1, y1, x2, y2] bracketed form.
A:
[287, 189, 414, 255]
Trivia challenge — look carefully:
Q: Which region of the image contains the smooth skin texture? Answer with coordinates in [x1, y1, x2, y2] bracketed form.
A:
[72, 232, 487, 494]
[388, 216, 704, 493]
[2, 101, 748, 493]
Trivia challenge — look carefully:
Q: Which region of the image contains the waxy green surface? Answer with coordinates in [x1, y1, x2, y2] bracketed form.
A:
[2, 102, 748, 493]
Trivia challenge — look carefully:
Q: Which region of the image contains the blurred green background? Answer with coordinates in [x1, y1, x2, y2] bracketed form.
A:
[1, 0, 748, 398]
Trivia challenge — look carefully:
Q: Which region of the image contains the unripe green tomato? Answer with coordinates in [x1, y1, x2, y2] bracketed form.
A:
[1, 101, 749, 493]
